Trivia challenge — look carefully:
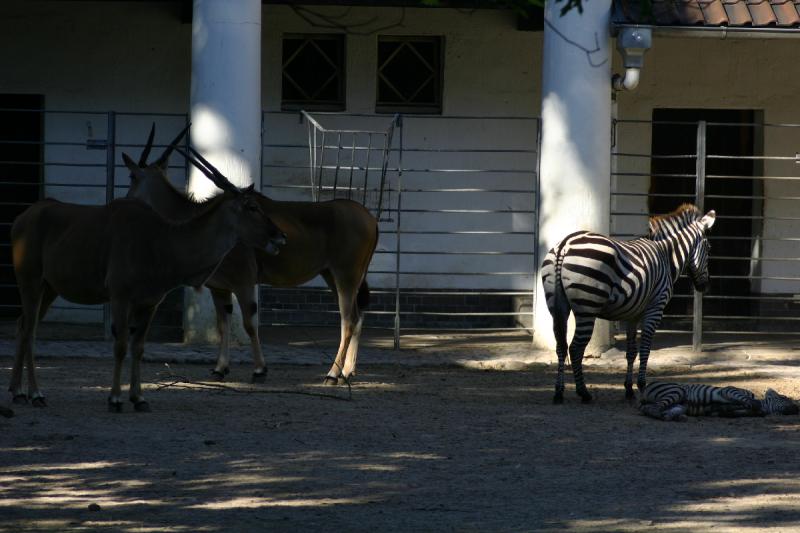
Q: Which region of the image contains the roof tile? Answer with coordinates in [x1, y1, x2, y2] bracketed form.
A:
[747, 0, 779, 24]
[770, 0, 800, 25]
[722, 0, 755, 25]
[698, 0, 730, 24]
[614, 0, 800, 26]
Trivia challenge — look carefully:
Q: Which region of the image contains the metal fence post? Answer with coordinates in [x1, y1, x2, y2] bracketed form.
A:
[393, 115, 404, 350]
[693, 120, 706, 352]
[531, 117, 543, 341]
[103, 111, 116, 340]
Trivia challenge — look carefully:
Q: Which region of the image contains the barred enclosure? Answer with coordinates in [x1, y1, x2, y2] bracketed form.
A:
[4, 107, 800, 348]
[612, 112, 800, 345]
[261, 112, 540, 347]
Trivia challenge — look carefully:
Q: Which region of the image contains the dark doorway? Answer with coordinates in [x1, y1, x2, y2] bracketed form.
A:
[649, 109, 761, 325]
[0, 95, 44, 320]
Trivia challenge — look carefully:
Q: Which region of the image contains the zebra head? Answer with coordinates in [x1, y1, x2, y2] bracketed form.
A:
[687, 211, 716, 293]
[763, 388, 799, 415]
[649, 205, 716, 293]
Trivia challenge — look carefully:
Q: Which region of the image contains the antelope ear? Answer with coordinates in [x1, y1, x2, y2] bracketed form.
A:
[700, 210, 716, 230]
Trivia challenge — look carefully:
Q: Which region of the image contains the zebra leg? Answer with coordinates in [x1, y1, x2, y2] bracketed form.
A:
[636, 314, 662, 393]
[569, 315, 596, 403]
[640, 402, 688, 421]
[623, 321, 638, 401]
[550, 308, 570, 405]
[639, 384, 688, 421]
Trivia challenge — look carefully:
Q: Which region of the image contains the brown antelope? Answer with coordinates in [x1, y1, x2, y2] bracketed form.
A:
[128, 126, 379, 385]
[9, 142, 286, 411]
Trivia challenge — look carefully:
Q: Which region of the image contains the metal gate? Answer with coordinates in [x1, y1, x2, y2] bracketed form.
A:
[261, 111, 540, 346]
[612, 115, 800, 346]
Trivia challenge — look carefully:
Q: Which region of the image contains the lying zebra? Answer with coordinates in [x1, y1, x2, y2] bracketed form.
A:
[640, 381, 799, 421]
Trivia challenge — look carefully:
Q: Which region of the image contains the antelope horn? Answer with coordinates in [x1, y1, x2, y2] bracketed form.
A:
[174, 146, 240, 194]
[138, 123, 156, 166]
[187, 146, 242, 193]
[155, 122, 191, 168]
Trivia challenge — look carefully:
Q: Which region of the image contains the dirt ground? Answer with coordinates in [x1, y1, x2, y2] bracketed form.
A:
[2, 336, 800, 532]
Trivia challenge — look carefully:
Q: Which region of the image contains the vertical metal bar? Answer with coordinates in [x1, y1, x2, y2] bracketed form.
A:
[393, 115, 404, 350]
[105, 111, 116, 204]
[317, 131, 326, 201]
[693, 120, 707, 353]
[363, 133, 373, 206]
[103, 111, 116, 341]
[531, 117, 543, 340]
[307, 119, 316, 201]
[377, 117, 398, 221]
[332, 132, 342, 198]
[348, 133, 356, 200]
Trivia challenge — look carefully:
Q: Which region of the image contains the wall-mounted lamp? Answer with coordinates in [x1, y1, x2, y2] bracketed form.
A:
[612, 27, 652, 92]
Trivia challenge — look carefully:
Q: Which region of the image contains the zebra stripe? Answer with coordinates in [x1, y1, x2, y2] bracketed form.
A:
[541, 204, 716, 404]
[640, 381, 799, 420]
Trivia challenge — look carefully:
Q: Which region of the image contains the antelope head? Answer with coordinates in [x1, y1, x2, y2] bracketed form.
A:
[175, 146, 287, 256]
[126, 123, 190, 206]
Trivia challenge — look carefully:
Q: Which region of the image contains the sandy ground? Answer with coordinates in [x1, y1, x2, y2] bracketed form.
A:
[2, 330, 800, 532]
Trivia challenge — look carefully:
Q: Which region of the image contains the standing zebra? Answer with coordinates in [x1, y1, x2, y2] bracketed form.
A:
[541, 204, 716, 404]
[640, 381, 799, 421]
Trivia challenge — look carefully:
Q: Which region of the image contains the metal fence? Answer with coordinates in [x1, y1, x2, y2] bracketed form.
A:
[1, 108, 541, 347]
[6, 108, 800, 349]
[612, 116, 800, 345]
[0, 109, 189, 339]
[260, 111, 540, 346]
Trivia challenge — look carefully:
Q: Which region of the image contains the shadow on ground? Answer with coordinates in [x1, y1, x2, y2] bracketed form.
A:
[1, 359, 800, 531]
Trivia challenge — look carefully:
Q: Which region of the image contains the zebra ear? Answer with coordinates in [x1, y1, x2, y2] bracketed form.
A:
[700, 210, 716, 231]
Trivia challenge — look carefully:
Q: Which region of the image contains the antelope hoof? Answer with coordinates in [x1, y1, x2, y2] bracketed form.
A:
[133, 401, 151, 413]
[323, 376, 338, 386]
[108, 400, 123, 413]
[0, 406, 13, 418]
[251, 371, 267, 384]
[553, 392, 564, 404]
[579, 392, 593, 404]
[210, 369, 229, 382]
[12, 394, 28, 405]
[31, 396, 47, 408]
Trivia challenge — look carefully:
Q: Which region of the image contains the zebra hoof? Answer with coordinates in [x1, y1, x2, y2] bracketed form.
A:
[251, 371, 267, 384]
[31, 396, 47, 408]
[323, 376, 338, 386]
[133, 401, 151, 413]
[210, 369, 229, 382]
[11, 394, 28, 405]
[108, 400, 123, 413]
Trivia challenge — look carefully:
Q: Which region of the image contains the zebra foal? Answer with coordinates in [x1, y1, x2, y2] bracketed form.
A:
[641, 381, 799, 421]
[541, 204, 716, 404]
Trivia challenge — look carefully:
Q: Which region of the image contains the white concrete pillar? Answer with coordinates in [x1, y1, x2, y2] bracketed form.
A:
[184, 0, 262, 344]
[533, 0, 614, 353]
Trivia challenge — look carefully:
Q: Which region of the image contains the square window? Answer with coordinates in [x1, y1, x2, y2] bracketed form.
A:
[377, 36, 443, 114]
[282, 34, 345, 111]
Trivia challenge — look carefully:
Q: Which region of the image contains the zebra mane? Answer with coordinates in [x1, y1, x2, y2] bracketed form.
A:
[648, 203, 702, 239]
